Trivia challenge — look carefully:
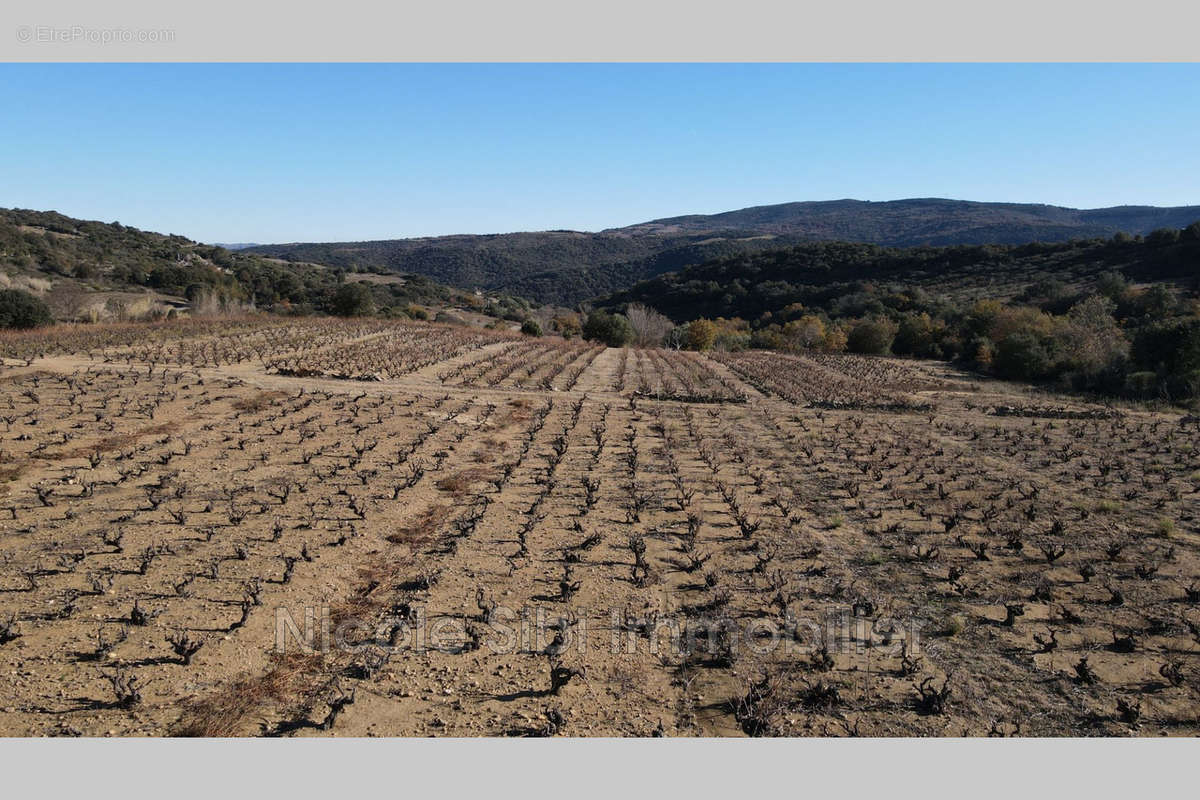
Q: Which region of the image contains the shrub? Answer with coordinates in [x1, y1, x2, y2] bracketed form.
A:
[713, 331, 750, 352]
[1123, 371, 1161, 398]
[332, 283, 376, 317]
[684, 319, 718, 351]
[892, 313, 937, 357]
[1133, 317, 1200, 400]
[1056, 295, 1128, 387]
[0, 288, 53, 329]
[626, 303, 674, 347]
[582, 311, 633, 347]
[784, 315, 826, 350]
[520, 318, 543, 337]
[551, 314, 582, 338]
[993, 332, 1052, 381]
[846, 317, 898, 355]
[822, 324, 848, 353]
[662, 326, 688, 350]
[1147, 227, 1182, 246]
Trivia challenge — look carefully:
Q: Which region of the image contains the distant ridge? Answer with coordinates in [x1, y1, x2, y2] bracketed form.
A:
[624, 198, 1200, 244]
[240, 198, 1200, 305]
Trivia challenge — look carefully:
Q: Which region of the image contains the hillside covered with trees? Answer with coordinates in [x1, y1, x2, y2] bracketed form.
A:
[0, 208, 524, 323]
[599, 225, 1200, 402]
[245, 198, 1200, 305]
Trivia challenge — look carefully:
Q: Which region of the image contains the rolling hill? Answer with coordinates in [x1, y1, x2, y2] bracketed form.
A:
[245, 198, 1200, 305]
[0, 208, 501, 322]
[599, 228, 1200, 324]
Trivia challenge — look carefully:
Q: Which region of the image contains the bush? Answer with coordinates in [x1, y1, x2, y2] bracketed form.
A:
[332, 283, 376, 317]
[713, 331, 750, 352]
[520, 318, 543, 337]
[582, 311, 633, 347]
[626, 303, 673, 347]
[892, 313, 937, 357]
[1133, 317, 1200, 400]
[684, 319, 718, 351]
[551, 314, 582, 338]
[993, 332, 1052, 381]
[783, 315, 826, 350]
[0, 289, 53, 329]
[1147, 227, 1182, 246]
[663, 326, 688, 350]
[846, 317, 898, 355]
[1123, 371, 1161, 399]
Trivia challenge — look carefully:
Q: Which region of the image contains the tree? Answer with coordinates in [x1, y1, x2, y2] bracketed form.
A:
[822, 324, 848, 353]
[846, 317, 898, 355]
[1133, 316, 1200, 400]
[0, 289, 53, 329]
[520, 318, 543, 336]
[783, 315, 825, 350]
[332, 282, 376, 317]
[892, 313, 936, 357]
[1058, 295, 1128, 383]
[625, 303, 674, 347]
[1146, 227, 1181, 246]
[663, 326, 688, 350]
[551, 314, 582, 338]
[582, 311, 633, 347]
[1094, 271, 1129, 302]
[993, 332, 1052, 381]
[684, 319, 718, 351]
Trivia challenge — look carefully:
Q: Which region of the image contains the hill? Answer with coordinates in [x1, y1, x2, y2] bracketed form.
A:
[245, 199, 1200, 305]
[0, 208, 510, 323]
[245, 230, 799, 306]
[629, 198, 1200, 243]
[601, 228, 1200, 324]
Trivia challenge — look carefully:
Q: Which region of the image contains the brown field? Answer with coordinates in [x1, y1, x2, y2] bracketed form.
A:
[0, 317, 1197, 737]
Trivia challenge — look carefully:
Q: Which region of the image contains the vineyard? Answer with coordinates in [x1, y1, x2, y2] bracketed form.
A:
[0, 316, 1197, 737]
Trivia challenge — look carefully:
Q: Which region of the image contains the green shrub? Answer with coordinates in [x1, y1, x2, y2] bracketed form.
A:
[0, 288, 53, 329]
[331, 283, 376, 317]
[892, 313, 937, 357]
[846, 317, 898, 355]
[684, 319, 718, 351]
[993, 332, 1053, 381]
[582, 311, 633, 347]
[520, 318, 543, 337]
[1123, 371, 1160, 398]
[713, 331, 750, 352]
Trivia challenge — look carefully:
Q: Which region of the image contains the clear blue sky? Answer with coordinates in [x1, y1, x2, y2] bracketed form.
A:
[1, 63, 1197, 243]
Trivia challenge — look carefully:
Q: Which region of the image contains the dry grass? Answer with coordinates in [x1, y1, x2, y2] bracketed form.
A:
[435, 467, 493, 496]
[53, 422, 180, 461]
[385, 504, 453, 545]
[173, 652, 327, 737]
[231, 391, 289, 414]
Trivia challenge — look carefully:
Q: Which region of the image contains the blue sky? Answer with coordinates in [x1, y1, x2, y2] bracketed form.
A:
[1, 63, 1197, 243]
